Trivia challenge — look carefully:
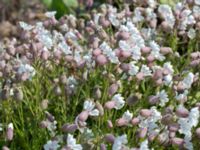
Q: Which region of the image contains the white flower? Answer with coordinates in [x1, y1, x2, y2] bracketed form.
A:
[182, 72, 194, 89]
[8, 123, 13, 130]
[147, 0, 156, 8]
[184, 135, 193, 150]
[19, 21, 34, 31]
[163, 62, 174, 74]
[157, 90, 169, 107]
[128, 61, 139, 76]
[58, 41, 71, 55]
[188, 107, 199, 127]
[163, 74, 173, 86]
[45, 11, 57, 18]
[175, 90, 188, 101]
[18, 64, 36, 79]
[149, 41, 165, 61]
[112, 134, 128, 150]
[44, 140, 60, 150]
[37, 28, 53, 49]
[122, 110, 133, 122]
[112, 94, 125, 110]
[195, 0, 200, 5]
[100, 42, 119, 64]
[178, 107, 199, 150]
[158, 5, 175, 28]
[133, 8, 144, 23]
[67, 134, 82, 150]
[179, 9, 196, 30]
[140, 65, 152, 76]
[119, 40, 131, 52]
[139, 107, 161, 134]
[83, 100, 99, 116]
[193, 6, 200, 14]
[140, 139, 150, 150]
[145, 8, 156, 21]
[187, 28, 196, 39]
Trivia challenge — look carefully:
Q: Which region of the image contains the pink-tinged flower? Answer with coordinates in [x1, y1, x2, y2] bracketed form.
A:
[44, 140, 60, 150]
[138, 127, 148, 138]
[106, 94, 125, 110]
[112, 134, 128, 150]
[136, 72, 144, 81]
[65, 134, 82, 150]
[6, 123, 14, 141]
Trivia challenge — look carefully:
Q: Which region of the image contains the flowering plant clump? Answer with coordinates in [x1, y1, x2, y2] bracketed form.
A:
[1, 0, 200, 149]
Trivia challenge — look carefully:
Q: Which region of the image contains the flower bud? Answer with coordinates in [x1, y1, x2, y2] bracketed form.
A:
[104, 134, 115, 143]
[100, 143, 107, 150]
[93, 49, 102, 57]
[96, 101, 104, 116]
[120, 63, 130, 72]
[118, 31, 130, 40]
[94, 87, 101, 99]
[54, 86, 62, 96]
[169, 132, 176, 138]
[126, 95, 139, 106]
[45, 111, 55, 122]
[78, 110, 89, 122]
[108, 83, 118, 96]
[13, 88, 23, 102]
[175, 107, 189, 118]
[161, 114, 173, 125]
[121, 51, 131, 58]
[116, 118, 128, 127]
[195, 128, 200, 138]
[96, 54, 108, 66]
[168, 124, 179, 132]
[140, 109, 152, 117]
[131, 118, 140, 125]
[107, 120, 113, 128]
[6, 123, 13, 141]
[160, 47, 172, 55]
[39, 120, 48, 128]
[2, 146, 10, 150]
[147, 55, 155, 62]
[141, 47, 151, 54]
[171, 137, 184, 146]
[148, 95, 159, 105]
[62, 123, 77, 132]
[104, 101, 116, 110]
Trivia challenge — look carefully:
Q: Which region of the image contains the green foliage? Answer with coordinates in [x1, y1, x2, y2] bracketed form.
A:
[41, 0, 78, 18]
